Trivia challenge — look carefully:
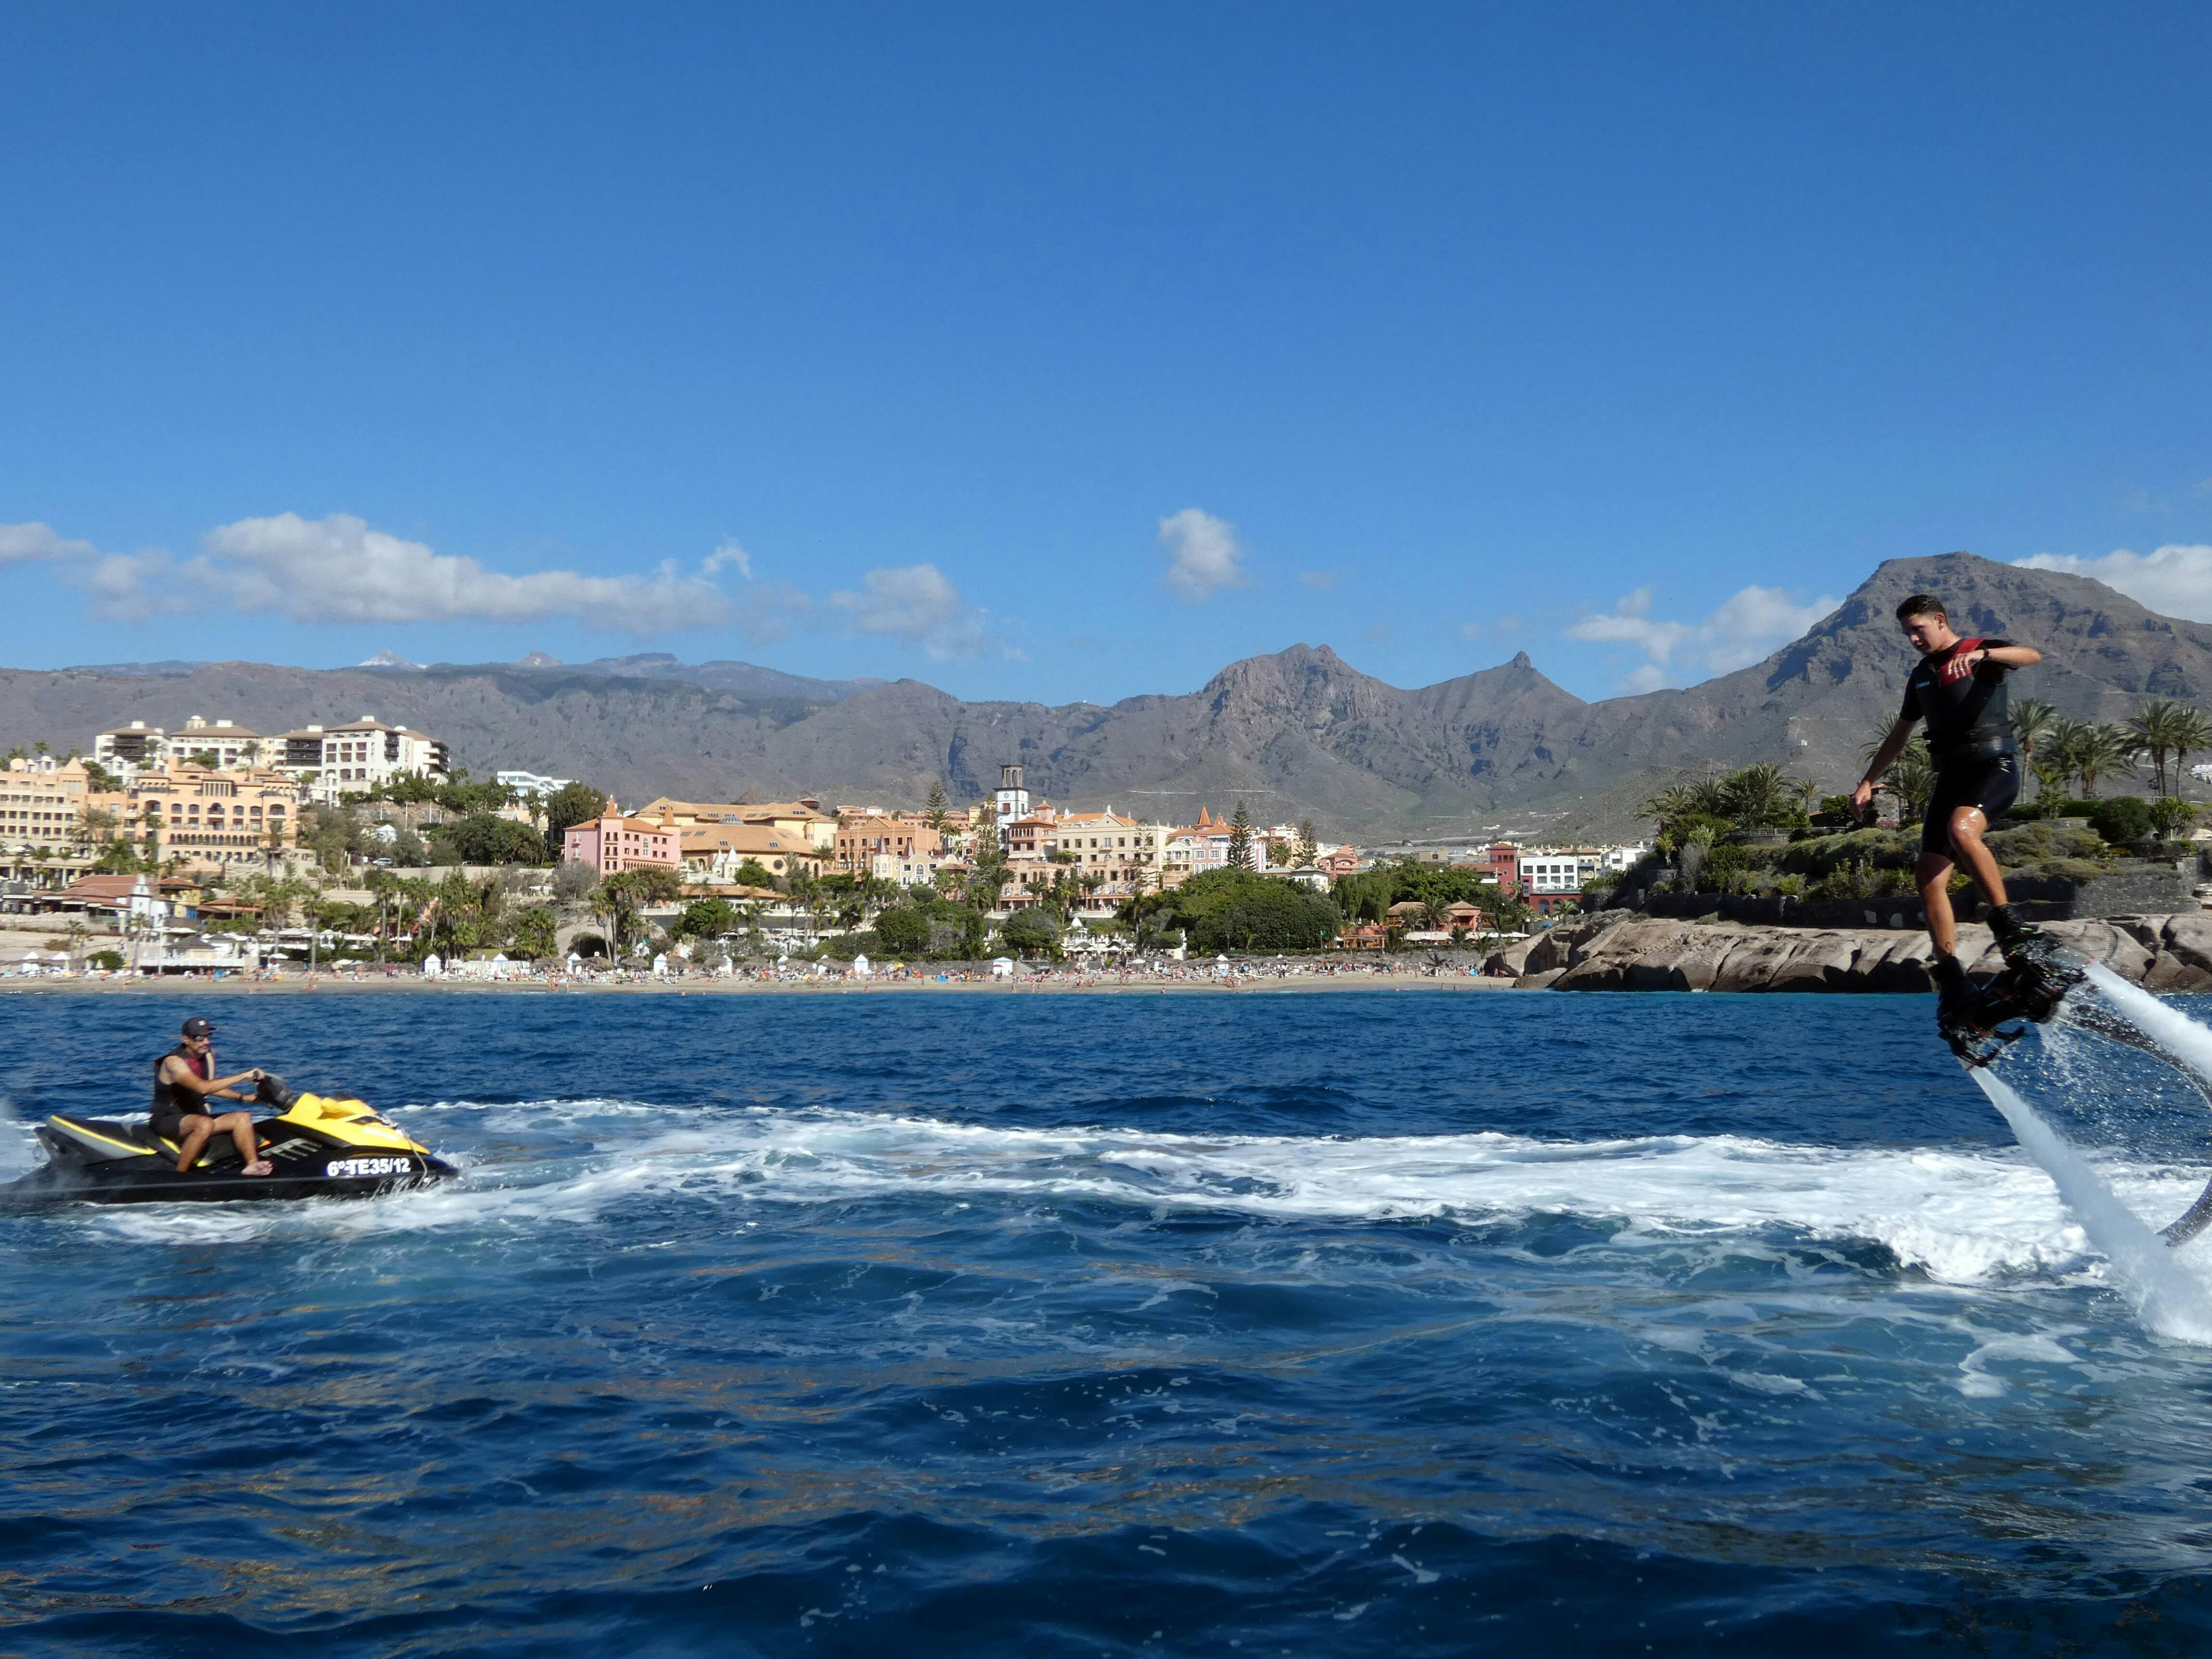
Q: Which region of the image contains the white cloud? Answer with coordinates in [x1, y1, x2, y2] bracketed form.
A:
[0, 520, 175, 619]
[0, 523, 95, 566]
[828, 563, 991, 658]
[1157, 508, 1251, 603]
[2017, 544, 2212, 622]
[701, 539, 752, 580]
[188, 513, 738, 637]
[1567, 583, 1838, 691]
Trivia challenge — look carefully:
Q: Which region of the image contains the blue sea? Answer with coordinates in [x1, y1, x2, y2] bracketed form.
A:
[6, 986, 2212, 1656]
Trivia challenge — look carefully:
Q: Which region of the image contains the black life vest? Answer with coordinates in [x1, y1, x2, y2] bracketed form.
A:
[151, 1044, 211, 1118]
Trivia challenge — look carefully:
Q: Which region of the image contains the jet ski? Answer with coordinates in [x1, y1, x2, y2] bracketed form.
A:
[0, 1075, 455, 1207]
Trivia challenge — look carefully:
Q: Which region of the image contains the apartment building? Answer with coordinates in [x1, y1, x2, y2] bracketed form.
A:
[0, 755, 93, 885]
[273, 717, 448, 800]
[94, 715, 271, 778]
[115, 767, 303, 872]
[1046, 809, 1150, 895]
[96, 713, 449, 799]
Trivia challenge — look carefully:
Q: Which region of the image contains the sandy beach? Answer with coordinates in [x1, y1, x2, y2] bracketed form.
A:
[0, 964, 1515, 997]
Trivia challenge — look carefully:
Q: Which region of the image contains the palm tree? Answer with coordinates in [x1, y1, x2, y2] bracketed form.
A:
[2010, 699, 2058, 800]
[1642, 783, 1701, 840]
[1889, 739, 1937, 821]
[1858, 725, 1936, 820]
[2172, 707, 2212, 800]
[2129, 700, 2196, 795]
[2073, 724, 2142, 799]
[1721, 762, 1793, 829]
[2043, 718, 2091, 798]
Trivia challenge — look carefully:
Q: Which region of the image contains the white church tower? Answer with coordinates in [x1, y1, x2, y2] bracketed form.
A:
[994, 763, 1030, 850]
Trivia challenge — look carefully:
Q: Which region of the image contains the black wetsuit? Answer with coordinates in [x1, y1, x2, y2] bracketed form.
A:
[1900, 636, 2020, 856]
[150, 1045, 212, 1142]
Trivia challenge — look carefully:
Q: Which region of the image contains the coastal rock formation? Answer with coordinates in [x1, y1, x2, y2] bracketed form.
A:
[1490, 914, 2212, 994]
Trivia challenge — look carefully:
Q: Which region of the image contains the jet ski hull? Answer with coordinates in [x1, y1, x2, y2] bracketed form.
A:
[0, 1091, 456, 1208]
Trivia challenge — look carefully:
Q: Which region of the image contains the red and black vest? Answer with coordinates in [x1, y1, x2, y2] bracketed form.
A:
[151, 1045, 211, 1118]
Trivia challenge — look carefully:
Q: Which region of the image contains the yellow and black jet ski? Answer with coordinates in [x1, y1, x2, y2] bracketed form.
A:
[0, 1076, 455, 1206]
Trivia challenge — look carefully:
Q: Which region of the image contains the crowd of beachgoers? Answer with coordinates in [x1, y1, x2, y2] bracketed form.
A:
[0, 952, 1502, 991]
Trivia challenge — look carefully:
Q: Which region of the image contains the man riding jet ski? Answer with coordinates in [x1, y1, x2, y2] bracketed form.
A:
[0, 1016, 454, 1207]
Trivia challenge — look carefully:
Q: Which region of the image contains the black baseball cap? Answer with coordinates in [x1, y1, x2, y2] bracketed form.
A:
[181, 1017, 215, 1038]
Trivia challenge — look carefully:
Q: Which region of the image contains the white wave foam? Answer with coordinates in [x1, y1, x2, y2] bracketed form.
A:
[515, 1109, 2205, 1284]
[69, 1106, 2144, 1283]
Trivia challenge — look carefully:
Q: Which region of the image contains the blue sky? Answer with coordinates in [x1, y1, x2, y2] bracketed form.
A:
[3, 2, 2208, 703]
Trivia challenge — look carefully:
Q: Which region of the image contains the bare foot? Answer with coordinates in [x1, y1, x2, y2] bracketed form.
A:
[243, 1160, 274, 1177]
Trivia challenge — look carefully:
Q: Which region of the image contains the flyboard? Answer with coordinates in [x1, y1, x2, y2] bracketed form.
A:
[1944, 927, 2212, 1246]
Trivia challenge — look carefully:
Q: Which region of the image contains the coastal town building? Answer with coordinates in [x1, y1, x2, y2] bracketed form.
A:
[993, 764, 1032, 850]
[832, 813, 943, 877]
[272, 717, 449, 802]
[95, 715, 272, 778]
[94, 713, 450, 799]
[634, 798, 839, 852]
[496, 770, 573, 798]
[0, 754, 94, 886]
[102, 765, 304, 875]
[671, 821, 824, 882]
[1040, 809, 1152, 899]
[562, 800, 681, 875]
[1164, 807, 1260, 885]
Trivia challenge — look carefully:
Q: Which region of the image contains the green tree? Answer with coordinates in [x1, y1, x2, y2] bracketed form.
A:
[1000, 907, 1061, 958]
[2088, 795, 2155, 846]
[923, 779, 950, 832]
[73, 805, 116, 857]
[431, 813, 550, 866]
[2073, 724, 2142, 799]
[675, 896, 737, 939]
[596, 866, 685, 958]
[875, 905, 932, 955]
[1226, 801, 1255, 871]
[732, 858, 776, 889]
[2010, 698, 2059, 799]
[1888, 739, 1938, 821]
[511, 906, 558, 960]
[542, 780, 609, 860]
[2151, 796, 2200, 842]
[1294, 820, 1319, 868]
[296, 804, 357, 875]
[966, 840, 1008, 912]
[2129, 700, 2196, 795]
[1166, 868, 1340, 952]
[1720, 762, 1796, 829]
[2170, 706, 2212, 799]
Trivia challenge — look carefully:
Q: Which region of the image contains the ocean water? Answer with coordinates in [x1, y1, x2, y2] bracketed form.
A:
[5, 987, 2212, 1656]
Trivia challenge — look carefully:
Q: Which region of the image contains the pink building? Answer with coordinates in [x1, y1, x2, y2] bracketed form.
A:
[562, 800, 680, 875]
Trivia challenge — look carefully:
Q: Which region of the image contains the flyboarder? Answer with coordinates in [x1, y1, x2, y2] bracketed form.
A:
[1851, 592, 2064, 1056]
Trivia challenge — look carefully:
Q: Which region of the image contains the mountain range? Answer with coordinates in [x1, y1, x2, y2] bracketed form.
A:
[6, 552, 2208, 839]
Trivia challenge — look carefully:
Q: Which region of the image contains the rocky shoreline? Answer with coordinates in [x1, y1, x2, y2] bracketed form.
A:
[1485, 913, 2212, 994]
